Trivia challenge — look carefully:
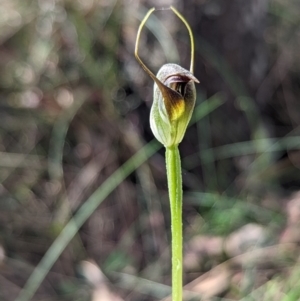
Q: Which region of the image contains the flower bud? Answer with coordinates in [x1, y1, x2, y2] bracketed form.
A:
[150, 63, 199, 147]
[134, 7, 199, 147]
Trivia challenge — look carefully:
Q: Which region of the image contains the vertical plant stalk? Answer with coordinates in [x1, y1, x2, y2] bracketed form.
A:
[135, 6, 198, 301]
[166, 145, 182, 301]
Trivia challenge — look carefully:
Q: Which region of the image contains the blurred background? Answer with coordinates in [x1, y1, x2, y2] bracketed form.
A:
[1, 0, 300, 300]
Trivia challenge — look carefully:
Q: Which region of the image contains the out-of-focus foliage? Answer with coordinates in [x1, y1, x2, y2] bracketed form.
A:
[1, 0, 300, 300]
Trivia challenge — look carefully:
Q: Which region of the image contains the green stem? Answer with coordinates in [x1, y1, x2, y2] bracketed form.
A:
[166, 145, 183, 301]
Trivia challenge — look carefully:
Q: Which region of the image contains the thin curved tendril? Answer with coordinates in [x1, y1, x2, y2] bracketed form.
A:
[170, 6, 195, 73]
[134, 8, 158, 83]
[134, 6, 195, 76]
